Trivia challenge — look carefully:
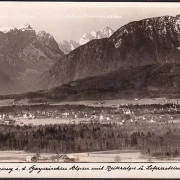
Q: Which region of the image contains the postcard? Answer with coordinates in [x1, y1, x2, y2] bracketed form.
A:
[0, 1, 180, 178]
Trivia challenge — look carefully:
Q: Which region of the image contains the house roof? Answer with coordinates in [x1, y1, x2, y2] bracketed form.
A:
[59, 154, 75, 159]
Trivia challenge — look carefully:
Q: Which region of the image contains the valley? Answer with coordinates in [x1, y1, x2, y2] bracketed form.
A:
[0, 100, 178, 162]
[0, 10, 180, 163]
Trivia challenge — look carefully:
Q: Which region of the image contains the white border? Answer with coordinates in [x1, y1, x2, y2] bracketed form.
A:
[0, 1, 180, 178]
[0, 163, 179, 178]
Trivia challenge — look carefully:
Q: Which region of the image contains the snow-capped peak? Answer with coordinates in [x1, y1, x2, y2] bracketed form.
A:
[79, 26, 114, 45]
[0, 24, 33, 33]
[58, 40, 79, 54]
[101, 26, 112, 31]
[101, 26, 114, 38]
[0, 26, 15, 33]
[59, 26, 114, 53]
[17, 24, 33, 31]
[37, 31, 53, 39]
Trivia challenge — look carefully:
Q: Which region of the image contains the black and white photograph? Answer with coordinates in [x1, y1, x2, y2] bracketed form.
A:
[0, 1, 180, 164]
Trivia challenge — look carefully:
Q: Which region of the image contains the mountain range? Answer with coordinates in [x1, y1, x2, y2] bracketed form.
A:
[58, 26, 114, 54]
[32, 15, 180, 94]
[1, 15, 180, 100]
[0, 24, 64, 94]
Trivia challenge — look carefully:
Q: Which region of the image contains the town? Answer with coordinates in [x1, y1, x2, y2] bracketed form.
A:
[0, 100, 180, 126]
[0, 100, 179, 161]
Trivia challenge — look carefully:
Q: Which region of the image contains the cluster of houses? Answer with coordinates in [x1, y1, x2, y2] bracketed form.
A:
[0, 108, 135, 126]
[88, 105, 180, 125]
[29, 110, 91, 119]
[26, 154, 76, 162]
[0, 103, 180, 126]
[0, 114, 16, 125]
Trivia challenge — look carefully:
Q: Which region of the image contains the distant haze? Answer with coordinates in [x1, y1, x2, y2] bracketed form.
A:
[1, 2, 180, 41]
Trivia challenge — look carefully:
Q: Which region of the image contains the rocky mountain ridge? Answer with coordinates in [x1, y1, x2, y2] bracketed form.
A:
[0, 24, 64, 94]
[34, 15, 180, 91]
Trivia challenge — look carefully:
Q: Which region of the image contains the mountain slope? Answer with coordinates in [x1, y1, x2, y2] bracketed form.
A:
[33, 15, 180, 91]
[3, 64, 180, 101]
[0, 24, 64, 94]
[0, 70, 22, 95]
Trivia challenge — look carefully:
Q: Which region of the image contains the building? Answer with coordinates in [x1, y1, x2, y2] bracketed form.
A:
[3, 119, 16, 125]
[26, 155, 37, 162]
[99, 115, 104, 121]
[26, 155, 60, 162]
[59, 154, 76, 162]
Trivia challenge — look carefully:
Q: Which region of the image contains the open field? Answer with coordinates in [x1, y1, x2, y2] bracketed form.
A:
[14, 117, 88, 126]
[0, 150, 180, 162]
[73, 151, 180, 162]
[0, 99, 14, 106]
[51, 97, 180, 107]
[0, 97, 179, 107]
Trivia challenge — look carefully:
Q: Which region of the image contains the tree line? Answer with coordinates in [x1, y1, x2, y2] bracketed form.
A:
[0, 122, 179, 158]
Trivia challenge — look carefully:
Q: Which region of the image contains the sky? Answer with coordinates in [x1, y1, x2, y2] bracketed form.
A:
[1, 2, 180, 42]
